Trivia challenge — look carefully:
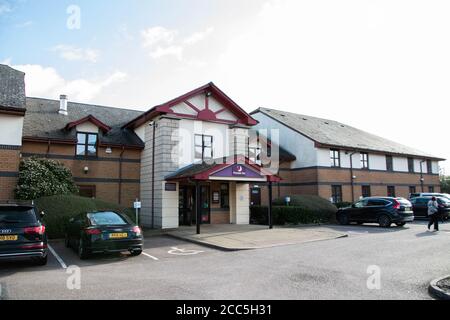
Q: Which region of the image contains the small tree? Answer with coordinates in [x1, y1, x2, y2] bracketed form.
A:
[15, 157, 78, 200]
[440, 176, 450, 194]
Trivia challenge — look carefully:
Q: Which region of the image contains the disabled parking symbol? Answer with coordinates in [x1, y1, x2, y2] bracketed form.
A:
[168, 247, 204, 256]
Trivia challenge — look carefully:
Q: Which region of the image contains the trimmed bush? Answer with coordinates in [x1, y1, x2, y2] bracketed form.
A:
[335, 202, 353, 209]
[251, 195, 338, 225]
[35, 195, 136, 239]
[15, 157, 78, 200]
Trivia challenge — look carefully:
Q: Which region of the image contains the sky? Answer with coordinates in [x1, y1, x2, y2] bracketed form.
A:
[1, 0, 450, 173]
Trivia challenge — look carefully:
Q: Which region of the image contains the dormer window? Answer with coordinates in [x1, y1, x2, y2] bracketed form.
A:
[76, 132, 98, 157]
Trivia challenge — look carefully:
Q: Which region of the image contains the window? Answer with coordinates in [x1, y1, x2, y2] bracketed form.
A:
[220, 184, 229, 209]
[78, 185, 96, 199]
[427, 160, 433, 174]
[387, 186, 396, 197]
[407, 158, 414, 173]
[367, 199, 388, 207]
[330, 149, 340, 167]
[386, 155, 393, 172]
[360, 152, 369, 169]
[194, 134, 213, 161]
[409, 186, 416, 195]
[88, 212, 128, 226]
[361, 185, 371, 198]
[354, 199, 368, 208]
[76, 132, 98, 157]
[429, 186, 435, 193]
[331, 185, 342, 203]
[248, 145, 262, 165]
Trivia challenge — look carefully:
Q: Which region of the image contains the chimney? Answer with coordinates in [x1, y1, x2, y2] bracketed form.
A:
[59, 94, 68, 115]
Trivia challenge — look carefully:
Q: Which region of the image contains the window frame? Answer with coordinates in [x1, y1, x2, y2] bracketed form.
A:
[331, 185, 343, 203]
[409, 186, 416, 195]
[386, 155, 393, 172]
[360, 152, 369, 170]
[361, 185, 371, 198]
[387, 186, 396, 197]
[194, 134, 213, 161]
[330, 149, 341, 168]
[76, 132, 98, 158]
[407, 157, 414, 173]
[427, 160, 433, 174]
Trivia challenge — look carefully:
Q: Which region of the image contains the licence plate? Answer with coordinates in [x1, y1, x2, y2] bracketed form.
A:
[109, 233, 127, 239]
[0, 235, 18, 241]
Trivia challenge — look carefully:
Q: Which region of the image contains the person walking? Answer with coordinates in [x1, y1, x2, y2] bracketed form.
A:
[427, 196, 440, 231]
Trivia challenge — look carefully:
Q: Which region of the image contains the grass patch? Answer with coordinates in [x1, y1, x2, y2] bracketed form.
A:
[35, 195, 135, 239]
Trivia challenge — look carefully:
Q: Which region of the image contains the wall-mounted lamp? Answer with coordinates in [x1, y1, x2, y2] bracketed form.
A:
[84, 166, 89, 174]
[352, 175, 357, 179]
[206, 91, 212, 97]
[420, 178, 425, 182]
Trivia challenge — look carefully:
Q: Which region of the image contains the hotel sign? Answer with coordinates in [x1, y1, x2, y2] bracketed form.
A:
[211, 164, 263, 179]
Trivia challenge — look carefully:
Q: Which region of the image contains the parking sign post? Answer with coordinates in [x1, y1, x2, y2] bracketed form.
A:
[134, 199, 141, 226]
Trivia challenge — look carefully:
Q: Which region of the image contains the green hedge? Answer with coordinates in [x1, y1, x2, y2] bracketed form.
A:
[35, 195, 136, 239]
[335, 202, 353, 209]
[251, 195, 338, 225]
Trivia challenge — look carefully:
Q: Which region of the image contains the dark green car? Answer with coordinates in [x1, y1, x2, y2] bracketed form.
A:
[65, 211, 143, 259]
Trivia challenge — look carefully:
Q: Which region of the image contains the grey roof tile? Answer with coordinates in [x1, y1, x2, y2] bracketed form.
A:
[23, 97, 145, 147]
[255, 107, 444, 160]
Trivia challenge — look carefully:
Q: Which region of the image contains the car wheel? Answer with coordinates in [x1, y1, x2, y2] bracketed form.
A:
[338, 213, 350, 225]
[78, 239, 89, 260]
[130, 249, 142, 256]
[378, 215, 391, 228]
[395, 222, 406, 227]
[33, 255, 48, 266]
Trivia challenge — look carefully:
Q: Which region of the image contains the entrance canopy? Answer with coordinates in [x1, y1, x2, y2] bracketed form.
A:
[165, 156, 281, 183]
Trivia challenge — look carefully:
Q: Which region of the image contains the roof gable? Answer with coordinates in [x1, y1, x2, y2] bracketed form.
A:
[124, 82, 258, 129]
[65, 115, 111, 133]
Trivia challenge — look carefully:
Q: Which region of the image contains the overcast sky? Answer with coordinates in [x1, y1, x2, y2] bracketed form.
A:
[1, 0, 450, 173]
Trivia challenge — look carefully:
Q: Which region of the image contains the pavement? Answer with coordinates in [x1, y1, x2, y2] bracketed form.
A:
[167, 224, 347, 250]
[1, 219, 450, 300]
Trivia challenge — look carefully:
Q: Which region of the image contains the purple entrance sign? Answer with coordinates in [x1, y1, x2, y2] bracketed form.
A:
[211, 164, 263, 179]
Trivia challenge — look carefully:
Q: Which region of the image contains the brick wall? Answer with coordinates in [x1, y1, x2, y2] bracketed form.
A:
[254, 166, 441, 205]
[0, 147, 20, 200]
[21, 141, 141, 205]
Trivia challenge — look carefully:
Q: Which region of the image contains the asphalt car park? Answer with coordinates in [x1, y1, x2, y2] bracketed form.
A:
[1, 221, 450, 300]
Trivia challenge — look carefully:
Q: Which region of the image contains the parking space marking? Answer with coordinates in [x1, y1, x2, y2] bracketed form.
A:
[48, 244, 67, 269]
[142, 252, 159, 261]
[168, 247, 204, 256]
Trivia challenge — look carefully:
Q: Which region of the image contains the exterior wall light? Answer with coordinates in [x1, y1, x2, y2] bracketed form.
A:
[352, 175, 357, 179]
[84, 166, 89, 174]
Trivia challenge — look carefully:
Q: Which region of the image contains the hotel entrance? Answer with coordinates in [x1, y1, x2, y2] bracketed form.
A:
[167, 157, 280, 234]
[179, 185, 210, 226]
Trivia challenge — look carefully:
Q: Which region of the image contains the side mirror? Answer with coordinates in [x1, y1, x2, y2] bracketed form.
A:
[40, 211, 45, 218]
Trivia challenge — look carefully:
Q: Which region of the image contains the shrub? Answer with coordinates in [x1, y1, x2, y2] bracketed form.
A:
[335, 202, 353, 209]
[251, 195, 338, 225]
[15, 157, 78, 200]
[35, 195, 136, 239]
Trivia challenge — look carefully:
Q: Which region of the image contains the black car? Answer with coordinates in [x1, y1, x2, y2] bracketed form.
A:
[336, 197, 414, 228]
[410, 196, 450, 219]
[65, 211, 143, 259]
[0, 203, 48, 265]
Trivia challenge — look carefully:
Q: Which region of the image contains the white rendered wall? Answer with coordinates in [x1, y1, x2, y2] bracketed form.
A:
[0, 114, 24, 146]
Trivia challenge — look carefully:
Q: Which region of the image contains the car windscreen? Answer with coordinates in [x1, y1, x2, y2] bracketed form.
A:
[88, 212, 128, 226]
[0, 207, 37, 224]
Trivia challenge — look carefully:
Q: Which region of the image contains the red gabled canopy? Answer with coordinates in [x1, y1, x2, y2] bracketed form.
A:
[65, 115, 111, 133]
[122, 82, 258, 129]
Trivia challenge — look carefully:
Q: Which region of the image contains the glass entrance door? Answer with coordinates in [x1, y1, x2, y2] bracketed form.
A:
[199, 185, 211, 224]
